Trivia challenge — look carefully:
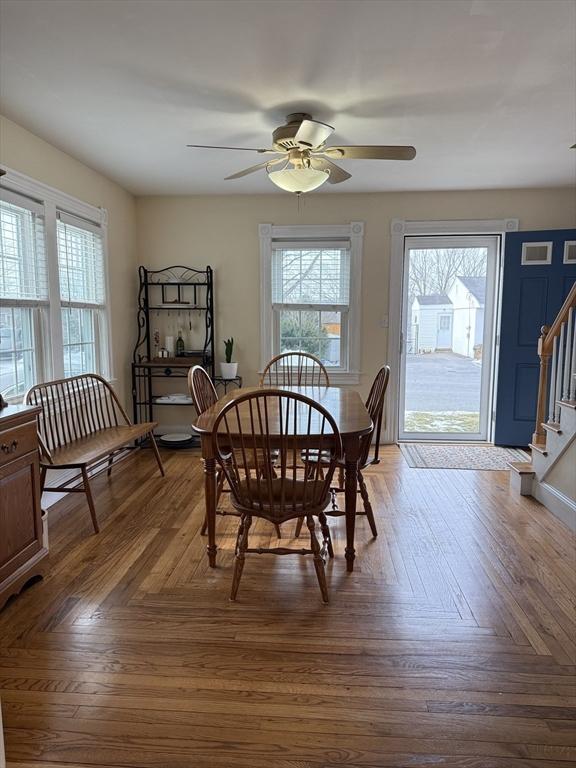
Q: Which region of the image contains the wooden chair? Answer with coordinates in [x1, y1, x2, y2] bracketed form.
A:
[260, 352, 330, 387]
[188, 365, 282, 538]
[25, 373, 164, 534]
[188, 364, 219, 415]
[295, 364, 390, 541]
[212, 389, 342, 603]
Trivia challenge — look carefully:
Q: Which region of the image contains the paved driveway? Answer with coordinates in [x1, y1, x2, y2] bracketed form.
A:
[405, 351, 481, 412]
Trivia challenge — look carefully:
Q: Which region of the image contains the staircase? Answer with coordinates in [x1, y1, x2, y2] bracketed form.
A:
[510, 283, 576, 531]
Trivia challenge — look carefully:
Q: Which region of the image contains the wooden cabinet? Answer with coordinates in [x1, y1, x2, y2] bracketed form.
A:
[0, 404, 48, 610]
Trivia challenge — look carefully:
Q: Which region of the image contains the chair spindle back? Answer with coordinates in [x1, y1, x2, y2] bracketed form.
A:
[212, 389, 341, 521]
[260, 352, 330, 387]
[359, 365, 390, 467]
[25, 374, 128, 459]
[188, 365, 218, 414]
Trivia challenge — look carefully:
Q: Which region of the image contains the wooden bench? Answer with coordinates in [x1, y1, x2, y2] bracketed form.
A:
[25, 374, 165, 534]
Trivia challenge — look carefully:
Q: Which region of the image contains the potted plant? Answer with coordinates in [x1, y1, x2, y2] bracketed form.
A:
[220, 337, 238, 379]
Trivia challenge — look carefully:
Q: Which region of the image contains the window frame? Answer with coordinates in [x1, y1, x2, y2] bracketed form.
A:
[0, 190, 50, 398]
[0, 166, 112, 401]
[259, 223, 363, 385]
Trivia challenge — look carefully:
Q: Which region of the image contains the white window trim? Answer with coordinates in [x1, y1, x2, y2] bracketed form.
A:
[521, 241, 553, 266]
[259, 222, 363, 385]
[386, 218, 519, 444]
[563, 240, 576, 264]
[0, 165, 113, 396]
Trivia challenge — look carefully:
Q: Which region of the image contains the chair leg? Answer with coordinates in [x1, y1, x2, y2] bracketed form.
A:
[319, 510, 334, 559]
[274, 523, 282, 538]
[307, 514, 329, 604]
[358, 469, 377, 538]
[330, 487, 339, 513]
[338, 466, 345, 491]
[294, 516, 305, 538]
[107, 453, 114, 477]
[230, 514, 251, 601]
[81, 466, 100, 534]
[215, 469, 225, 506]
[201, 466, 224, 536]
[149, 432, 166, 477]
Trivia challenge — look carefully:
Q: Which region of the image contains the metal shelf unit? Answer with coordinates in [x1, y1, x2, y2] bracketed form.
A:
[132, 265, 223, 429]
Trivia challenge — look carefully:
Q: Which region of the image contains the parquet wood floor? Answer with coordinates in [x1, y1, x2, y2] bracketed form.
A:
[1, 446, 575, 767]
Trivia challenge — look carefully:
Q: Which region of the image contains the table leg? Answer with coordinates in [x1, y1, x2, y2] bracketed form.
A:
[343, 437, 360, 573]
[203, 454, 218, 567]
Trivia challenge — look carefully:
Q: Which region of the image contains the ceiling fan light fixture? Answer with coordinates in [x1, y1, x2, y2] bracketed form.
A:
[267, 166, 330, 194]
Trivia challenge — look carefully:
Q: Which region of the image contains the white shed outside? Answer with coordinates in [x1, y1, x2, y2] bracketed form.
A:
[411, 294, 453, 353]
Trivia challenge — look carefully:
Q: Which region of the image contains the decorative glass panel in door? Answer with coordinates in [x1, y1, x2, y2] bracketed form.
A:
[399, 236, 499, 441]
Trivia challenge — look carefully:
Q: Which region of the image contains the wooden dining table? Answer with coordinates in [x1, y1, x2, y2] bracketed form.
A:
[193, 385, 373, 572]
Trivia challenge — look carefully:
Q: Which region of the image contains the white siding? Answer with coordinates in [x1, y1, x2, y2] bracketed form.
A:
[449, 279, 481, 358]
[414, 303, 453, 352]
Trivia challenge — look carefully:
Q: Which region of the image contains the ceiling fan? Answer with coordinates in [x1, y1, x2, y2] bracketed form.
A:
[187, 113, 416, 194]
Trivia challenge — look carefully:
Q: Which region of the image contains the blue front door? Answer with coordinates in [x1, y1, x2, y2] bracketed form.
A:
[494, 229, 576, 446]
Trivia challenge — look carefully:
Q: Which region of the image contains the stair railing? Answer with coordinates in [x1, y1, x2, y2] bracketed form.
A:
[533, 283, 576, 445]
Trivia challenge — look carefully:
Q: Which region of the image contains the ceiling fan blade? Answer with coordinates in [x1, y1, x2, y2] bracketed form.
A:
[187, 144, 280, 154]
[323, 145, 416, 160]
[224, 157, 286, 180]
[294, 119, 334, 148]
[310, 157, 351, 184]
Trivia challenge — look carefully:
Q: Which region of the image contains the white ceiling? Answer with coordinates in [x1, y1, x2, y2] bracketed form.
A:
[1, 0, 575, 195]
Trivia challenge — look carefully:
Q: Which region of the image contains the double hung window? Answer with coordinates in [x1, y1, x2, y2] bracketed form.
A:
[0, 171, 110, 400]
[260, 223, 363, 383]
[57, 213, 107, 378]
[272, 242, 350, 368]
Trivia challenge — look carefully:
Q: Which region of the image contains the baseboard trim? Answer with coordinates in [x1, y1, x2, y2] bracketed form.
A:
[532, 480, 576, 532]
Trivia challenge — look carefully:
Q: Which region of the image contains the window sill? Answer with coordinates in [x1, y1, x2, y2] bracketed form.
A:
[257, 371, 360, 386]
[325, 371, 360, 386]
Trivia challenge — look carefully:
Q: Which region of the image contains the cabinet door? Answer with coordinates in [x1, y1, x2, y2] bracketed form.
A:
[0, 451, 42, 584]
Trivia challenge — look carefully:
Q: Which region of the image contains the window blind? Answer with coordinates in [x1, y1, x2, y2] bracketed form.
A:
[57, 212, 105, 306]
[271, 242, 351, 306]
[0, 192, 48, 301]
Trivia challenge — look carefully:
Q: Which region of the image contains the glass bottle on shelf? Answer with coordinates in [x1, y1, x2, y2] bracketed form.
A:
[153, 329, 160, 359]
[176, 330, 185, 357]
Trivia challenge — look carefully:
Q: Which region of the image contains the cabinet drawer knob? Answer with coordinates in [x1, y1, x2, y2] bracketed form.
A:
[1, 439, 18, 454]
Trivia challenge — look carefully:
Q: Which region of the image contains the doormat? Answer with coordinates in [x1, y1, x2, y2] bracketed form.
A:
[399, 443, 530, 470]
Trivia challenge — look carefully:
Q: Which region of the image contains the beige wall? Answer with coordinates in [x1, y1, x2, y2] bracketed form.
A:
[2, 112, 574, 415]
[0, 115, 136, 406]
[136, 188, 576, 399]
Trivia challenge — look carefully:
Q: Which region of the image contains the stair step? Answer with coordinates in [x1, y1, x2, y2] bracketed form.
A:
[558, 399, 576, 409]
[508, 460, 535, 495]
[529, 442, 548, 456]
[542, 422, 562, 434]
[508, 461, 534, 475]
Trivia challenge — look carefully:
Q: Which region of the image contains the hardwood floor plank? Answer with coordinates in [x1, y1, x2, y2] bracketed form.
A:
[1, 446, 574, 768]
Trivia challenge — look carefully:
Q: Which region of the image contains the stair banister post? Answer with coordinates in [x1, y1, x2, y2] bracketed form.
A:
[563, 307, 573, 400]
[533, 325, 551, 446]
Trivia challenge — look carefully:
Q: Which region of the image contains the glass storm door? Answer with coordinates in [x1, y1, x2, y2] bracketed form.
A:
[399, 235, 499, 442]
